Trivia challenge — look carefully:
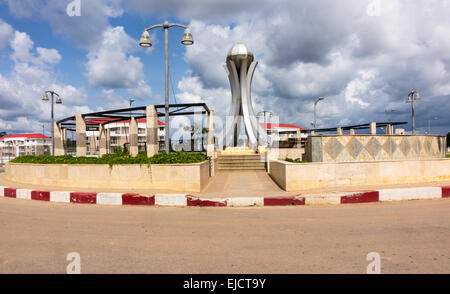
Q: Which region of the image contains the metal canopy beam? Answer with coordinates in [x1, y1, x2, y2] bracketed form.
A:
[309, 122, 408, 133]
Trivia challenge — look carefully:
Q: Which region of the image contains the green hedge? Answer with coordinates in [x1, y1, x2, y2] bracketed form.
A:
[284, 158, 308, 163]
[10, 151, 207, 165]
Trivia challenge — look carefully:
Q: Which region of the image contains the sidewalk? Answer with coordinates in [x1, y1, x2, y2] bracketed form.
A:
[1, 172, 450, 198]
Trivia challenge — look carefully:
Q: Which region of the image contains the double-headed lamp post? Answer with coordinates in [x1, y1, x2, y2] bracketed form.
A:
[312, 97, 325, 129]
[139, 21, 194, 153]
[427, 117, 438, 134]
[257, 110, 273, 135]
[42, 91, 62, 155]
[406, 90, 421, 135]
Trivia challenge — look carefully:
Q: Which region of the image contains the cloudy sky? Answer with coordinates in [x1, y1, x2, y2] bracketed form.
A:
[0, 0, 449, 137]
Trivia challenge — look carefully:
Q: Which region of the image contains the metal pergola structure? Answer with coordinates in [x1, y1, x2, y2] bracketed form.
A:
[57, 103, 211, 132]
[308, 122, 408, 133]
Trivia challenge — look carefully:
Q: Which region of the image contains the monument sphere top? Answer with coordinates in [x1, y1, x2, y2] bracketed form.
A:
[227, 43, 254, 64]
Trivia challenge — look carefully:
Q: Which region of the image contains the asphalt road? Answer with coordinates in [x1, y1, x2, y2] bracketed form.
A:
[0, 197, 449, 273]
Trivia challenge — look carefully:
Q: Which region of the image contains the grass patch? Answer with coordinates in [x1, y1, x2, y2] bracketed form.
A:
[446, 153, 450, 158]
[10, 151, 207, 165]
[284, 158, 309, 163]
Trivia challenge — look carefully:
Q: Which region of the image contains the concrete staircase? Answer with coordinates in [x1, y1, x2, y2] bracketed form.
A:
[217, 154, 267, 171]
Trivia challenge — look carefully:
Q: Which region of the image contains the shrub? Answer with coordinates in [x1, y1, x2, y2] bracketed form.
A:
[10, 151, 207, 165]
[284, 158, 308, 163]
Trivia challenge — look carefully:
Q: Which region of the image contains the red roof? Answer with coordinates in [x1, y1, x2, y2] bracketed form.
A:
[0, 133, 51, 140]
[260, 123, 306, 131]
[86, 118, 118, 125]
[86, 118, 165, 126]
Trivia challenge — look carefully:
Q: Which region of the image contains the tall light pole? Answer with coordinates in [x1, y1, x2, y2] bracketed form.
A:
[42, 91, 62, 155]
[312, 97, 325, 129]
[257, 111, 273, 142]
[406, 90, 421, 135]
[384, 109, 396, 122]
[124, 98, 135, 144]
[129, 98, 135, 116]
[139, 21, 194, 153]
[427, 117, 438, 134]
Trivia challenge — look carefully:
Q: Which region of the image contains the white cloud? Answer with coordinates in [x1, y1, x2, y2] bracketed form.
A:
[6, 0, 124, 48]
[0, 21, 90, 134]
[85, 26, 148, 90]
[96, 89, 130, 110]
[0, 19, 13, 47]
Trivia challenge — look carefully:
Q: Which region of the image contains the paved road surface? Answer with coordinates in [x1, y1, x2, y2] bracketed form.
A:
[1, 197, 449, 273]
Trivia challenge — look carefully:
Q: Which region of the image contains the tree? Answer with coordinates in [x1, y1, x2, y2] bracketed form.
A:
[447, 132, 450, 148]
[183, 124, 208, 152]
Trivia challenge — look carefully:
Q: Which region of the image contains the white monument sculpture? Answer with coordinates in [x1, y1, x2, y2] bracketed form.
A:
[223, 43, 270, 150]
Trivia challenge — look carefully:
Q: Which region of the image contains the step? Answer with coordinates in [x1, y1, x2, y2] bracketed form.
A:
[217, 167, 266, 171]
[218, 162, 266, 167]
[218, 156, 265, 160]
[217, 158, 265, 162]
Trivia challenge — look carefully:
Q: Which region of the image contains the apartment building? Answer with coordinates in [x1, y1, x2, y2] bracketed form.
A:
[84, 119, 166, 156]
[0, 133, 51, 162]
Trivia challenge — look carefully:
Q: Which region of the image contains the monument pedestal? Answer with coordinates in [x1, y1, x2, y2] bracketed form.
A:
[221, 146, 256, 155]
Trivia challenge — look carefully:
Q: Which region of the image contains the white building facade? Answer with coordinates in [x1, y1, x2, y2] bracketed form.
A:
[0, 134, 51, 162]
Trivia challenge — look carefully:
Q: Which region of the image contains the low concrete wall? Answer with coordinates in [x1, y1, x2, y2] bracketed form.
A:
[5, 161, 210, 192]
[270, 159, 450, 191]
[305, 135, 446, 163]
[267, 148, 305, 161]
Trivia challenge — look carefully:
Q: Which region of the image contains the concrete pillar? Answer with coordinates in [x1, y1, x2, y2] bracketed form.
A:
[386, 124, 393, 135]
[53, 122, 65, 156]
[296, 129, 302, 148]
[62, 128, 67, 152]
[207, 110, 215, 157]
[99, 124, 108, 157]
[75, 114, 86, 157]
[146, 105, 159, 157]
[337, 127, 343, 136]
[350, 129, 355, 135]
[129, 117, 138, 157]
[370, 122, 377, 135]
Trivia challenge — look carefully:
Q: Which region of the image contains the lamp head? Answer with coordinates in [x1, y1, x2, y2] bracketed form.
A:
[55, 97, 62, 104]
[139, 30, 152, 47]
[181, 28, 194, 45]
[413, 92, 421, 100]
[42, 93, 49, 101]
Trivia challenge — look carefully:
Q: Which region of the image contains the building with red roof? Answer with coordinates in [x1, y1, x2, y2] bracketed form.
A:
[0, 133, 51, 161]
[83, 119, 166, 155]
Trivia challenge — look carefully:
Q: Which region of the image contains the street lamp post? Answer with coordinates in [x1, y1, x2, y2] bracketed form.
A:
[42, 91, 62, 155]
[427, 117, 438, 134]
[257, 111, 273, 144]
[312, 97, 325, 129]
[406, 90, 421, 135]
[129, 98, 135, 117]
[139, 21, 194, 153]
[124, 98, 135, 145]
[384, 109, 396, 122]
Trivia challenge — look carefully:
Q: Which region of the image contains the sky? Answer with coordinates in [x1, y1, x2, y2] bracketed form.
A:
[0, 0, 449, 137]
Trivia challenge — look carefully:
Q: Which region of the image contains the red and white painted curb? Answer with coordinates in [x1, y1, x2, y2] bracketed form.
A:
[0, 186, 449, 208]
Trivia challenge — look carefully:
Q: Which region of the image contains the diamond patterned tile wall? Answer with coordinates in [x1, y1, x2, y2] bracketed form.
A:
[305, 135, 446, 163]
